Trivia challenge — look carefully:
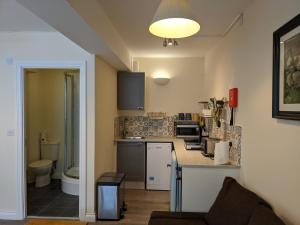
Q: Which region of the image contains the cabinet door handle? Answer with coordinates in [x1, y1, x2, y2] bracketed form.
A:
[137, 106, 144, 110]
[167, 164, 171, 167]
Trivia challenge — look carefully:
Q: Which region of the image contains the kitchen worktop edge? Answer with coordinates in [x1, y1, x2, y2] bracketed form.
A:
[115, 137, 240, 168]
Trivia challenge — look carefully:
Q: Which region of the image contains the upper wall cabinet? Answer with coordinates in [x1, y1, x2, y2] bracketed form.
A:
[117, 71, 145, 110]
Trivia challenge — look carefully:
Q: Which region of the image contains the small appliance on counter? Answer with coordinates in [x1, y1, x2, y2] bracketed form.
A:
[201, 137, 221, 158]
[177, 113, 197, 121]
[175, 120, 203, 150]
[178, 113, 185, 120]
[184, 140, 203, 150]
[175, 120, 201, 140]
[185, 113, 192, 120]
[191, 113, 200, 121]
[214, 141, 230, 165]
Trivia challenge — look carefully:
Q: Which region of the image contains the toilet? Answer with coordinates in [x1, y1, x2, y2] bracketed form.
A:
[29, 141, 59, 187]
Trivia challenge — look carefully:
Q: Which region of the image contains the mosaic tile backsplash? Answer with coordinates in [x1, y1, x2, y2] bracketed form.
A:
[209, 119, 242, 166]
[115, 116, 241, 165]
[116, 116, 175, 137]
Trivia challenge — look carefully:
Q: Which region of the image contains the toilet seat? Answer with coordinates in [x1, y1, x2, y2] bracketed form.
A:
[29, 160, 52, 168]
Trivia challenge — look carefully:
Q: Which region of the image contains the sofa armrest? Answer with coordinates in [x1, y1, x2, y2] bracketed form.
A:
[248, 205, 286, 225]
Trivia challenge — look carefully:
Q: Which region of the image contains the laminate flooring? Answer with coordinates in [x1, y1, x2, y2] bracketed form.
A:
[92, 189, 170, 225]
[0, 189, 170, 225]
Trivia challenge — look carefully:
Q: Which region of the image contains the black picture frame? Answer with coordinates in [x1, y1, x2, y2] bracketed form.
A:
[272, 13, 300, 120]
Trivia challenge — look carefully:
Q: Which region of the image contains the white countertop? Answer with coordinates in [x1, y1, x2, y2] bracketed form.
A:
[115, 137, 240, 168]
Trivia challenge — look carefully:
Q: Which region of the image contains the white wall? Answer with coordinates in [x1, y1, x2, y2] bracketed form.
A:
[0, 32, 95, 219]
[204, 0, 300, 224]
[124, 57, 205, 116]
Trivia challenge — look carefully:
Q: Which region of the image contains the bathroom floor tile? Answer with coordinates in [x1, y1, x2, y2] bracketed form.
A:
[61, 207, 80, 218]
[37, 207, 68, 217]
[27, 179, 79, 218]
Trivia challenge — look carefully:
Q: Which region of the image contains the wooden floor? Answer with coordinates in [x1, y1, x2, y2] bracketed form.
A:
[0, 189, 170, 225]
[92, 189, 170, 225]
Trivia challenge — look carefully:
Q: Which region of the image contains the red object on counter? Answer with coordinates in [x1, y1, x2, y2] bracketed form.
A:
[229, 88, 238, 108]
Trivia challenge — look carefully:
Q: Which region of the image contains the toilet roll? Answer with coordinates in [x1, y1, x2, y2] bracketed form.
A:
[40, 130, 48, 144]
[214, 141, 230, 165]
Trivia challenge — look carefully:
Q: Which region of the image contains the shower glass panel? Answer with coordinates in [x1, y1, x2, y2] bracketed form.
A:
[64, 71, 80, 179]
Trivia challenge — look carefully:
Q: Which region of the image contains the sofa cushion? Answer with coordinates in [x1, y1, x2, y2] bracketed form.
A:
[149, 211, 208, 225]
[205, 177, 271, 225]
[248, 205, 286, 225]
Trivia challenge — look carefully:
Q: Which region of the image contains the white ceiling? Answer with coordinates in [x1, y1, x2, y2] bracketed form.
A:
[0, 0, 55, 32]
[98, 0, 252, 57]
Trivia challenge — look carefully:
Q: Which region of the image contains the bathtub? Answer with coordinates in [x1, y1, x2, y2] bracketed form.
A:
[61, 167, 79, 196]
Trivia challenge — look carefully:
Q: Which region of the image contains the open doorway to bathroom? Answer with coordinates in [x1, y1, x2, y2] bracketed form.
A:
[24, 69, 80, 218]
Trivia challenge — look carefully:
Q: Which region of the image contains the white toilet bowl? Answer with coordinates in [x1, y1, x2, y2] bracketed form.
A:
[29, 160, 53, 187]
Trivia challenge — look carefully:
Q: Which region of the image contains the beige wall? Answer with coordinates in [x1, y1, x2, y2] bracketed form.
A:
[25, 70, 65, 179]
[95, 56, 118, 179]
[203, 0, 300, 224]
[123, 57, 205, 116]
[67, 0, 131, 69]
[0, 32, 95, 218]
[25, 69, 80, 179]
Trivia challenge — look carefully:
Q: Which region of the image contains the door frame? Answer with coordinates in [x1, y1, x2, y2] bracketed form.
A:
[16, 61, 87, 220]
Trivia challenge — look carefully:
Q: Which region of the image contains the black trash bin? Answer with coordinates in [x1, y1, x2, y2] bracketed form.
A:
[96, 172, 126, 220]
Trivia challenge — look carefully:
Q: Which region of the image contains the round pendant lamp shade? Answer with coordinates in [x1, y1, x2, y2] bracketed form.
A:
[149, 0, 200, 38]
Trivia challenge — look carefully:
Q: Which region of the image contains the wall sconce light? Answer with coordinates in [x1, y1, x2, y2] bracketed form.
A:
[153, 77, 170, 85]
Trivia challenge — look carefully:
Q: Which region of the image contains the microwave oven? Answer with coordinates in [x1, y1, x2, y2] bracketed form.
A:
[175, 121, 201, 140]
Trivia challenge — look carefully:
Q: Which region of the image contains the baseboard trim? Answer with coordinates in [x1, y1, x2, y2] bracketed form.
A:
[0, 211, 18, 220]
[83, 213, 96, 222]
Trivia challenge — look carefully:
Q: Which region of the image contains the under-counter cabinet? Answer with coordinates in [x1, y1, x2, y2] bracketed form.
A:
[117, 71, 145, 110]
[181, 166, 239, 212]
[146, 143, 172, 190]
[117, 142, 145, 182]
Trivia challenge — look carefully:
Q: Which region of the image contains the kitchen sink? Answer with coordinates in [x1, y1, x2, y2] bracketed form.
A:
[125, 136, 144, 140]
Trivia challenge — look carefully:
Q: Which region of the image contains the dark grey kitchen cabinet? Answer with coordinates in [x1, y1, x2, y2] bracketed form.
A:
[117, 142, 145, 181]
[117, 71, 145, 110]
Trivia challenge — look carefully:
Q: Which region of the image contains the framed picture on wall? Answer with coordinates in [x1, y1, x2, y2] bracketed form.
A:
[273, 13, 300, 120]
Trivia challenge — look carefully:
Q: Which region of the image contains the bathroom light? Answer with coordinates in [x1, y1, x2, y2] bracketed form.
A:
[149, 0, 200, 39]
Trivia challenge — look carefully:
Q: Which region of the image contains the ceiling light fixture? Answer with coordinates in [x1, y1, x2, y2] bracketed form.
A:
[149, 0, 200, 39]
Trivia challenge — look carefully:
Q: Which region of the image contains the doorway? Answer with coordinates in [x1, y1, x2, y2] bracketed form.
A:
[16, 62, 87, 220]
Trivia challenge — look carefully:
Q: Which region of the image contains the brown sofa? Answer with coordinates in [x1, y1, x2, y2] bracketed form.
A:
[149, 177, 285, 225]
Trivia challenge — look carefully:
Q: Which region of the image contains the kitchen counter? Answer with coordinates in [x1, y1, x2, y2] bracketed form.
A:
[115, 137, 240, 168]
